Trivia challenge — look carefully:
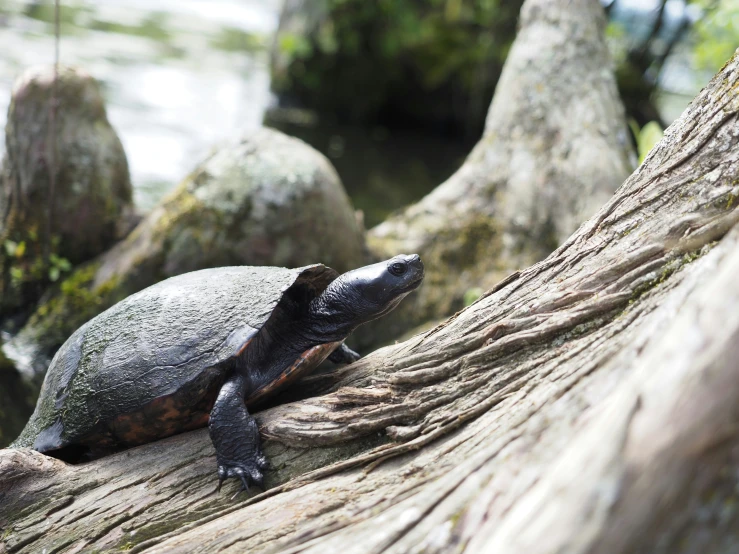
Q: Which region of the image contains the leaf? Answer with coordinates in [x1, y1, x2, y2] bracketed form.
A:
[463, 287, 483, 307]
[637, 121, 664, 164]
[14, 241, 26, 258]
[49, 266, 60, 282]
[57, 257, 72, 272]
[3, 241, 17, 256]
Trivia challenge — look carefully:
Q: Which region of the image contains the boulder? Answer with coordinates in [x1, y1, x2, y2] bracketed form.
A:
[0, 65, 134, 318]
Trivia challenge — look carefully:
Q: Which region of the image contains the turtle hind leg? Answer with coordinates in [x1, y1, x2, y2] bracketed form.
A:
[209, 373, 268, 496]
[328, 342, 361, 364]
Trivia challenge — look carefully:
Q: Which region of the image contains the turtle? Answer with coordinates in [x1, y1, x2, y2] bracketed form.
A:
[13, 254, 424, 492]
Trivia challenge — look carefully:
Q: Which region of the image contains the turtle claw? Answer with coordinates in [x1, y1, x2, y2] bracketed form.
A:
[215, 466, 227, 493]
[209, 377, 267, 498]
[238, 471, 250, 492]
[215, 461, 265, 499]
[230, 471, 250, 500]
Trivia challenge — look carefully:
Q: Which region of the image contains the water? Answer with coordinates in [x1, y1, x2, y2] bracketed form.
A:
[0, 0, 280, 211]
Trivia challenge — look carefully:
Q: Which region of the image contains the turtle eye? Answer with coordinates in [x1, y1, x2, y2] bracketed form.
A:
[389, 262, 407, 276]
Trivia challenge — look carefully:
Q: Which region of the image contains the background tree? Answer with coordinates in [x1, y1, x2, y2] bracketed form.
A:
[357, 0, 635, 348]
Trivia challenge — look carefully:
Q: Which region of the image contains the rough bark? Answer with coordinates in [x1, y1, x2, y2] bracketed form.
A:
[358, 0, 635, 349]
[1, 40, 738, 554]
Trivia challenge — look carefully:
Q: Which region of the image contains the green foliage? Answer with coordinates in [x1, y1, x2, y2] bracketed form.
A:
[279, 32, 313, 59]
[3, 240, 24, 258]
[209, 27, 264, 52]
[273, 0, 522, 133]
[691, 0, 739, 72]
[463, 287, 483, 306]
[23, 1, 93, 35]
[309, 0, 515, 88]
[89, 12, 171, 42]
[1, 231, 73, 315]
[48, 254, 73, 282]
[604, 21, 629, 66]
[3, 236, 71, 284]
[630, 120, 664, 163]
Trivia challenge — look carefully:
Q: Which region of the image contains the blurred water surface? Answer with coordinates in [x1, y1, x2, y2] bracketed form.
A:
[0, 0, 279, 210]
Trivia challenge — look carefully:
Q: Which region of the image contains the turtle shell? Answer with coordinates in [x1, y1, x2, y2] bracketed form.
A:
[13, 264, 338, 455]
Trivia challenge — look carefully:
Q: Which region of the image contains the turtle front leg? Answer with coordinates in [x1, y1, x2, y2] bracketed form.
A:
[209, 373, 268, 495]
[328, 342, 361, 364]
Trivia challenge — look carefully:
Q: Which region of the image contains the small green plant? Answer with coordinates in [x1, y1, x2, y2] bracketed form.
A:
[629, 119, 664, 164]
[3, 236, 72, 287]
[48, 254, 72, 282]
[4, 240, 26, 258]
[463, 287, 483, 307]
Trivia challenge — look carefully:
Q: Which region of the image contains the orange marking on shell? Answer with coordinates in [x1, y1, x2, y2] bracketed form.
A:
[246, 341, 341, 406]
[106, 375, 221, 447]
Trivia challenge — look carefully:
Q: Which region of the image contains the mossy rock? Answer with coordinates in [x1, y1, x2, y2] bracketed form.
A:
[0, 65, 134, 319]
[7, 127, 367, 378]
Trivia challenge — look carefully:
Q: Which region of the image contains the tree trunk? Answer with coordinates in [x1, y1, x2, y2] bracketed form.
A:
[357, 0, 635, 349]
[1, 39, 738, 554]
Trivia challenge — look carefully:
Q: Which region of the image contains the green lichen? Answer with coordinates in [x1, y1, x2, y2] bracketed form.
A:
[629, 244, 716, 306]
[113, 516, 203, 550]
[551, 316, 611, 349]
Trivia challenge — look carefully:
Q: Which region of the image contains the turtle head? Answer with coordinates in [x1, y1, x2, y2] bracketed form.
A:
[309, 254, 424, 338]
